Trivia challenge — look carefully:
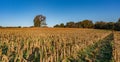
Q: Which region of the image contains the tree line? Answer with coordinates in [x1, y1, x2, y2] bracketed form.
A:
[54, 18, 120, 31]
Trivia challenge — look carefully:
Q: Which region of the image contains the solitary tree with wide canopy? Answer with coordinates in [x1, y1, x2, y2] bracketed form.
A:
[33, 15, 47, 27]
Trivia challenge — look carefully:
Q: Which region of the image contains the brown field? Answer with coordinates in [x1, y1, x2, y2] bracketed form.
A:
[0, 28, 112, 62]
[113, 32, 120, 62]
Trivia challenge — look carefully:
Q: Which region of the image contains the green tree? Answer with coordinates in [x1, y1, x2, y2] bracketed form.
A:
[74, 22, 82, 28]
[34, 15, 41, 27]
[105, 22, 115, 30]
[33, 15, 46, 27]
[94, 21, 107, 29]
[59, 23, 65, 27]
[114, 18, 120, 31]
[66, 22, 75, 28]
[0, 26, 2, 28]
[117, 18, 120, 22]
[54, 24, 60, 28]
[81, 20, 94, 28]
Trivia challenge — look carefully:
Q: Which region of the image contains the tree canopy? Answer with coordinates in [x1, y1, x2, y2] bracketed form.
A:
[54, 18, 120, 31]
[33, 15, 46, 27]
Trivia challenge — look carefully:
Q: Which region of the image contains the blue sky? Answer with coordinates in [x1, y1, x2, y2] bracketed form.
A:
[0, 0, 120, 27]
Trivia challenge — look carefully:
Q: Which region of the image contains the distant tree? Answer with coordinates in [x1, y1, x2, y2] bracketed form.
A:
[53, 18, 120, 31]
[59, 23, 65, 27]
[74, 22, 82, 28]
[118, 18, 120, 22]
[0, 26, 2, 28]
[66, 22, 75, 28]
[80, 20, 94, 28]
[42, 26, 48, 28]
[105, 22, 115, 30]
[33, 15, 46, 27]
[30, 26, 34, 28]
[114, 18, 120, 31]
[114, 23, 120, 31]
[94, 21, 107, 29]
[18, 26, 22, 28]
[54, 24, 60, 28]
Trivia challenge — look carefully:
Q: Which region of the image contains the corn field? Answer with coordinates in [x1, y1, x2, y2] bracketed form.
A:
[0, 28, 112, 62]
[113, 32, 120, 62]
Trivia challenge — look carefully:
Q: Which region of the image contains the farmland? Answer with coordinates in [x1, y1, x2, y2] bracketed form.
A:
[113, 32, 120, 62]
[0, 28, 113, 62]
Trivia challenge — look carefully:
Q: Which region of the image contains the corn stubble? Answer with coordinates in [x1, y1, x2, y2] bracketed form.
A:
[0, 28, 111, 62]
[113, 32, 120, 62]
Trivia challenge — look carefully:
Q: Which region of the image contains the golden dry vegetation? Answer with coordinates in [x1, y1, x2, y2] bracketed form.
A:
[113, 32, 120, 62]
[0, 28, 112, 62]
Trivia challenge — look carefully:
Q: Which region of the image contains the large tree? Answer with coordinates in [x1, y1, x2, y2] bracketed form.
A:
[33, 15, 46, 27]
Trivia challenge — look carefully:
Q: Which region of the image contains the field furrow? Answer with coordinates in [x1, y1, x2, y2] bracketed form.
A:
[0, 28, 111, 62]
